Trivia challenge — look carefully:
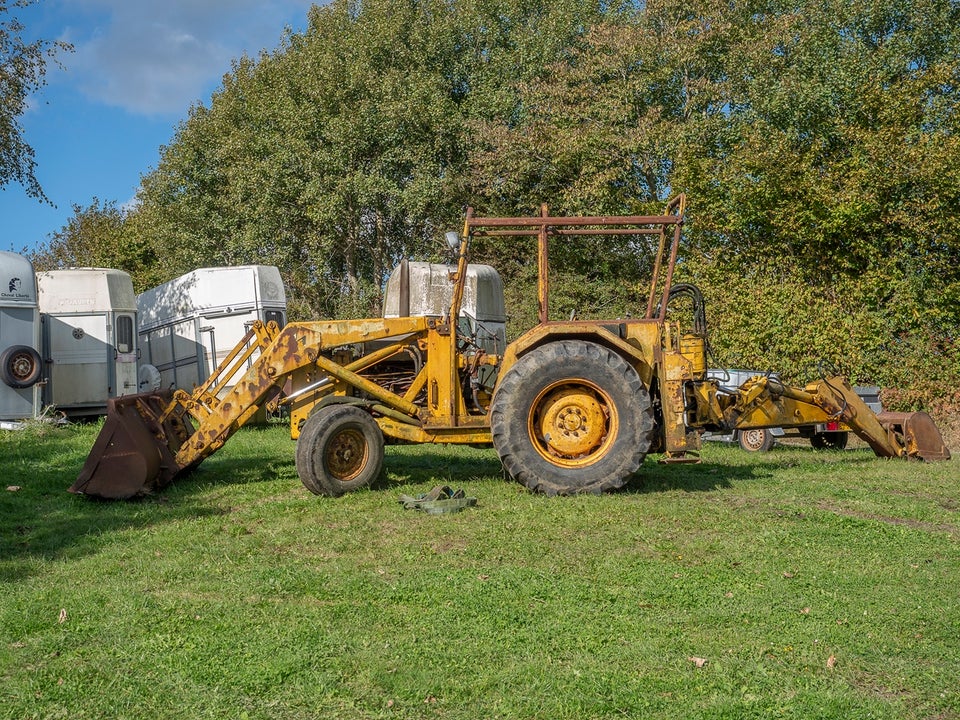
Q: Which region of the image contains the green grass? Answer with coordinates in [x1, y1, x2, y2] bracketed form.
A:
[1, 421, 958, 719]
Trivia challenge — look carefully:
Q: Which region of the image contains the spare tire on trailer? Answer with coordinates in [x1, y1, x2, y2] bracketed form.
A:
[138, 363, 162, 392]
[1, 345, 42, 389]
[490, 340, 656, 495]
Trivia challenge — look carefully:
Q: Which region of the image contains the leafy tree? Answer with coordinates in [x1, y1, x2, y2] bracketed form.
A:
[0, 0, 72, 200]
[464, 1, 746, 328]
[677, 0, 960, 276]
[132, 0, 611, 320]
[28, 199, 159, 290]
[670, 0, 960, 399]
[30, 0, 960, 415]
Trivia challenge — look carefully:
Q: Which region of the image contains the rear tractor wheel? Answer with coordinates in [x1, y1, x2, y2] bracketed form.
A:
[490, 340, 656, 495]
[296, 405, 384, 497]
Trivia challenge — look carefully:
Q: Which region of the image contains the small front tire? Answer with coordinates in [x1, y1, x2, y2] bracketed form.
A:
[296, 405, 384, 497]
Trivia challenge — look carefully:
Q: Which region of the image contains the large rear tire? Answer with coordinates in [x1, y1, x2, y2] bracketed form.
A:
[296, 405, 384, 497]
[490, 340, 655, 495]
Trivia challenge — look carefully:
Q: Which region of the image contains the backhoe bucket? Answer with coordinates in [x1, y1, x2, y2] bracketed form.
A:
[878, 411, 952, 462]
[70, 391, 193, 499]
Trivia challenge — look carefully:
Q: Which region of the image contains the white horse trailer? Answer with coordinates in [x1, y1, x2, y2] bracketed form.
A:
[137, 265, 286, 394]
[37, 268, 139, 417]
[0, 252, 42, 426]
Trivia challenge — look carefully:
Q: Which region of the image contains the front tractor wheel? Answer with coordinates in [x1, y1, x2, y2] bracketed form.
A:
[296, 405, 384, 497]
[491, 340, 655, 495]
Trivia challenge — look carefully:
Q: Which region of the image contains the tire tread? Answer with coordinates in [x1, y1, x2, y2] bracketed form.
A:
[491, 340, 656, 495]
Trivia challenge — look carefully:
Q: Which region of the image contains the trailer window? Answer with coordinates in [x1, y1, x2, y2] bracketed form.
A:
[116, 315, 134, 353]
[264, 310, 284, 327]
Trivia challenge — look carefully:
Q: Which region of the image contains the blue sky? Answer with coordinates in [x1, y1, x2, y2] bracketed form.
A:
[1, 0, 315, 255]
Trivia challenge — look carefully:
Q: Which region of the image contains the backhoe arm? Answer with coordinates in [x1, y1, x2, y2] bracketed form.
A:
[720, 375, 950, 461]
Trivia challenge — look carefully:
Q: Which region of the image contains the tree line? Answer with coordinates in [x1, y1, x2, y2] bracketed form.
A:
[29, 0, 960, 414]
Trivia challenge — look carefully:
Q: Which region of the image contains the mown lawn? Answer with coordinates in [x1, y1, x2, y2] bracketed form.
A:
[1, 421, 958, 719]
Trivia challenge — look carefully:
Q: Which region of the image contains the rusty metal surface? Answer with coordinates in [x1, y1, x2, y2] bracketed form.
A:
[70, 391, 192, 499]
[71, 318, 440, 499]
[878, 411, 952, 461]
[713, 375, 952, 463]
[723, 375, 890, 451]
[464, 195, 686, 325]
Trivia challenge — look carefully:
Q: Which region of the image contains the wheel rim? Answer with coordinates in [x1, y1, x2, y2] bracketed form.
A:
[324, 428, 368, 481]
[9, 352, 36, 382]
[528, 380, 616, 467]
[741, 429, 767, 451]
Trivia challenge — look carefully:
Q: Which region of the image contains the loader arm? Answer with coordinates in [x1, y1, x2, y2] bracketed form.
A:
[71, 317, 431, 499]
[717, 375, 950, 461]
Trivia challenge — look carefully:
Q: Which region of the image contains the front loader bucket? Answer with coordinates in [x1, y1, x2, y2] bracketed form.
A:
[878, 411, 952, 462]
[70, 391, 193, 499]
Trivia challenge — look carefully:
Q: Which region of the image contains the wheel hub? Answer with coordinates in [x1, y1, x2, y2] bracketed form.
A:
[10, 353, 34, 381]
[325, 429, 367, 480]
[741, 429, 766, 451]
[537, 386, 608, 458]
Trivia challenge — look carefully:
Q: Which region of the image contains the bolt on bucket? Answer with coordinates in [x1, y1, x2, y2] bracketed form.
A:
[70, 391, 193, 499]
[878, 411, 951, 462]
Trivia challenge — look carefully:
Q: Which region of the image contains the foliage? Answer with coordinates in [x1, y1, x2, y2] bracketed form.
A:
[28, 199, 161, 289]
[126, 0, 609, 320]
[0, 0, 72, 201]
[28, 0, 960, 410]
[467, 15, 677, 216]
[467, 0, 960, 409]
[678, 254, 960, 430]
[2, 424, 959, 718]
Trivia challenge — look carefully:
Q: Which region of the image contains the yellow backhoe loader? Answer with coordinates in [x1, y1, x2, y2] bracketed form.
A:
[71, 196, 950, 499]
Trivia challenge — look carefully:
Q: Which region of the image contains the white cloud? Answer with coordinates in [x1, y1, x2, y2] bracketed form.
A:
[62, 0, 314, 116]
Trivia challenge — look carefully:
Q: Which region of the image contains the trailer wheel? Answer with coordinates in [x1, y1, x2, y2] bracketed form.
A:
[738, 428, 774, 452]
[491, 340, 655, 495]
[1, 345, 42, 389]
[296, 405, 384, 497]
[811, 431, 848, 450]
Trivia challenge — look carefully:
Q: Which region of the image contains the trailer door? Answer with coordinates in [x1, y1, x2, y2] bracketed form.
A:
[43, 313, 111, 407]
[114, 313, 138, 398]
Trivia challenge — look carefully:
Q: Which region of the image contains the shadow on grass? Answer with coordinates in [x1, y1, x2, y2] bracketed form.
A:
[168, 441, 734, 498]
[0, 495, 231, 580]
[0, 427, 230, 582]
[374, 443, 505, 492]
[379, 442, 776, 496]
[629, 461, 745, 494]
[630, 443, 883, 494]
